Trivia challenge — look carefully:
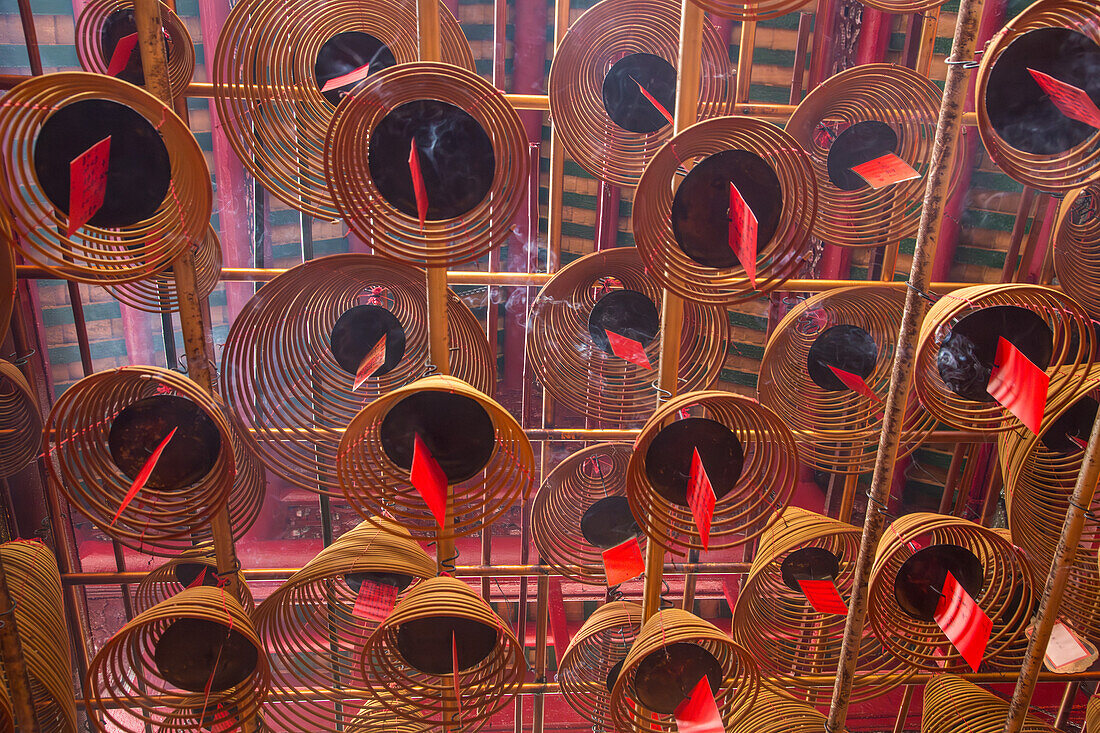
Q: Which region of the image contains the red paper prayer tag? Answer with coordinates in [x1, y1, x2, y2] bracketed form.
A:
[687, 448, 716, 551]
[211, 705, 236, 733]
[631, 76, 674, 127]
[827, 364, 883, 404]
[68, 135, 112, 237]
[850, 152, 921, 189]
[185, 567, 208, 589]
[320, 62, 372, 93]
[1035, 621, 1093, 670]
[605, 329, 653, 369]
[1028, 68, 1100, 129]
[797, 579, 848, 615]
[987, 336, 1049, 435]
[933, 571, 991, 673]
[352, 335, 387, 391]
[673, 676, 725, 733]
[408, 139, 429, 231]
[601, 537, 645, 587]
[105, 33, 138, 77]
[452, 631, 463, 713]
[728, 182, 758, 287]
[352, 579, 398, 622]
[111, 426, 176, 525]
[1070, 435, 1088, 450]
[410, 433, 448, 528]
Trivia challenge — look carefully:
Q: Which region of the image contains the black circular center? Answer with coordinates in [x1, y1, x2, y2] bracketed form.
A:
[329, 304, 406, 378]
[936, 305, 1053, 402]
[894, 544, 983, 622]
[153, 617, 258, 692]
[344, 570, 414, 593]
[368, 100, 495, 221]
[986, 28, 1100, 155]
[314, 30, 396, 106]
[601, 53, 677, 134]
[826, 120, 899, 191]
[807, 324, 879, 392]
[34, 99, 171, 229]
[643, 417, 744, 507]
[780, 547, 841, 592]
[172, 562, 219, 589]
[395, 616, 497, 674]
[1041, 395, 1099, 454]
[580, 496, 641, 549]
[100, 8, 170, 87]
[671, 150, 783, 269]
[634, 642, 723, 714]
[108, 395, 221, 491]
[379, 390, 495, 484]
[588, 289, 659, 356]
[606, 657, 626, 693]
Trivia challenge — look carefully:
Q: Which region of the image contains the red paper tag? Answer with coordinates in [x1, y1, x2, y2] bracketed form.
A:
[68, 136, 112, 236]
[687, 448, 716, 551]
[729, 182, 758, 287]
[320, 62, 372, 93]
[827, 364, 883, 404]
[601, 537, 645, 587]
[1028, 68, 1100, 129]
[211, 705, 236, 733]
[452, 631, 463, 713]
[631, 76, 674, 127]
[185, 567, 208, 589]
[105, 33, 138, 77]
[673, 676, 725, 733]
[408, 139, 428, 231]
[605, 329, 653, 369]
[987, 336, 1049, 435]
[352, 335, 387, 391]
[111, 426, 176, 525]
[410, 433, 448, 528]
[1070, 435, 1088, 450]
[934, 571, 991, 673]
[352, 579, 398, 622]
[797, 578, 848, 615]
[850, 152, 921, 189]
[1040, 621, 1093, 669]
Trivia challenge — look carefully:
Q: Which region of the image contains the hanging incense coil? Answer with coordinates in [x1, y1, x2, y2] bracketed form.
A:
[609, 608, 758, 732]
[0, 360, 42, 479]
[0, 540, 77, 733]
[75, 0, 195, 97]
[134, 545, 254, 614]
[1088, 695, 1100, 733]
[633, 116, 818, 305]
[359, 576, 525, 727]
[1053, 182, 1100, 320]
[213, 0, 472, 219]
[338, 375, 533, 541]
[102, 224, 221, 314]
[254, 517, 437, 733]
[728, 691, 835, 733]
[86, 586, 269, 733]
[222, 254, 493, 498]
[0, 221, 14, 342]
[625, 390, 799, 555]
[44, 366, 264, 556]
[732, 507, 913, 705]
[548, 0, 730, 187]
[786, 64, 957, 248]
[532, 443, 645, 585]
[866, 513, 1034, 672]
[558, 600, 643, 728]
[0, 73, 210, 285]
[759, 285, 935, 476]
[326, 62, 529, 266]
[974, 0, 1100, 192]
[913, 284, 1095, 434]
[344, 696, 435, 733]
[527, 248, 728, 423]
[685, 0, 810, 22]
[922, 674, 1058, 732]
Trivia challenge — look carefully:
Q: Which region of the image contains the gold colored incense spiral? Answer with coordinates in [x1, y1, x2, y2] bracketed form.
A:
[922, 674, 1059, 733]
[0, 360, 42, 479]
[1053, 182, 1100, 320]
[558, 601, 643, 728]
[134, 545, 254, 614]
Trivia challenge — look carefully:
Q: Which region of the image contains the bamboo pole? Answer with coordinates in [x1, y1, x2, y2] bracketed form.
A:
[545, 0, 571, 264]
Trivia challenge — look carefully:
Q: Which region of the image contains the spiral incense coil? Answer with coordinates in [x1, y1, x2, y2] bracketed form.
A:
[134, 545, 254, 615]
[86, 586, 269, 733]
[685, 0, 810, 22]
[359, 576, 525, 727]
[633, 116, 818, 305]
[527, 248, 728, 423]
[103, 225, 221, 314]
[548, 0, 730, 187]
[325, 62, 529, 266]
[758, 286, 935, 476]
[914, 284, 1095, 433]
[44, 366, 264, 556]
[974, 0, 1100, 192]
[609, 608, 758, 733]
[558, 600, 643, 728]
[0, 222, 14, 342]
[922, 674, 1058, 733]
[339, 375, 533, 542]
[344, 697, 435, 733]
[866, 513, 1034, 672]
[0, 73, 210, 285]
[213, 0, 472, 219]
[625, 390, 798, 555]
[0, 540, 77, 733]
[728, 691, 835, 733]
[254, 517, 437, 733]
[1053, 182, 1100, 320]
[75, 0, 194, 97]
[785, 64, 957, 248]
[1088, 695, 1100, 733]
[0, 360, 42, 479]
[732, 507, 913, 704]
[532, 443, 645, 585]
[222, 255, 493, 498]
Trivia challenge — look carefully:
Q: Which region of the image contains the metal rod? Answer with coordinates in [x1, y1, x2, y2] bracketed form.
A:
[1054, 681, 1079, 730]
[735, 19, 756, 104]
[891, 685, 915, 733]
